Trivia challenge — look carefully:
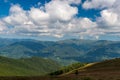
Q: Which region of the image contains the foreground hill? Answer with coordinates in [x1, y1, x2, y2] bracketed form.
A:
[62, 58, 120, 80]
[0, 56, 60, 76]
[0, 58, 120, 80]
[0, 38, 120, 65]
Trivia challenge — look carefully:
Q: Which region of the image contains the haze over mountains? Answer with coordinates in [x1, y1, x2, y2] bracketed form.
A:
[0, 38, 120, 65]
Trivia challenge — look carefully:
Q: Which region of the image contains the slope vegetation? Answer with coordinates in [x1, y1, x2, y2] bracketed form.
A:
[62, 58, 120, 80]
[0, 56, 60, 76]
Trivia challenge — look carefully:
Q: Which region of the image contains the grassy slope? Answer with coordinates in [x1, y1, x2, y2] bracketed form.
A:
[59, 58, 120, 80]
[0, 58, 120, 80]
[0, 56, 60, 76]
[76, 58, 120, 72]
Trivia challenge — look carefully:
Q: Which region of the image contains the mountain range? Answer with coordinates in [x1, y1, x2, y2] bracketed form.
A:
[0, 38, 120, 65]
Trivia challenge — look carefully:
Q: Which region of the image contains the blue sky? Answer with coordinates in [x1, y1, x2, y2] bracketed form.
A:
[0, 0, 120, 41]
[0, 0, 100, 18]
[0, 0, 49, 17]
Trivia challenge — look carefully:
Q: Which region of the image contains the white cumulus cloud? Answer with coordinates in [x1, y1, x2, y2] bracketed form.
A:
[96, 0, 120, 36]
[0, 0, 97, 39]
[45, 0, 78, 21]
[83, 0, 116, 9]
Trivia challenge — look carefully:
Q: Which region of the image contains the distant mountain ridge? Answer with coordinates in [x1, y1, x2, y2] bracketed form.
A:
[0, 38, 120, 65]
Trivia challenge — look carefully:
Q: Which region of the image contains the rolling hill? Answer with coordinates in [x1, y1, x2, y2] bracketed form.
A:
[0, 56, 60, 76]
[1, 58, 120, 80]
[0, 38, 120, 65]
[61, 58, 120, 80]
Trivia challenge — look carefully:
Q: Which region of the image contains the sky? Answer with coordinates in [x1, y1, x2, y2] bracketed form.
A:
[0, 0, 120, 41]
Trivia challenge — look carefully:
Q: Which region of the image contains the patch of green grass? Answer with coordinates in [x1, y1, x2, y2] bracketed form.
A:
[0, 56, 60, 76]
